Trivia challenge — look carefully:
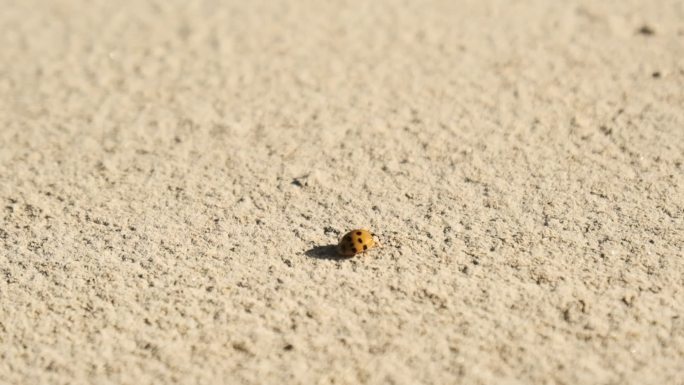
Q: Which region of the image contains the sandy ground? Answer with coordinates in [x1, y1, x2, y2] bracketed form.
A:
[1, 0, 683, 384]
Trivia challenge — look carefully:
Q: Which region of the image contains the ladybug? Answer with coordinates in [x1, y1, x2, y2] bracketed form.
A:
[337, 229, 376, 257]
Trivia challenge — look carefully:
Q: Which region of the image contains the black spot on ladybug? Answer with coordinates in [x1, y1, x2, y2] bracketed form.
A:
[357, 238, 363, 243]
[356, 231, 362, 236]
[363, 245, 368, 250]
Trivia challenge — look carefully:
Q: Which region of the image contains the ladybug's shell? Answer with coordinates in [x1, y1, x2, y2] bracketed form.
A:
[337, 229, 375, 257]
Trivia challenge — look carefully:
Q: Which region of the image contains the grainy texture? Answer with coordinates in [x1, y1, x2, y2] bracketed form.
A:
[1, 0, 683, 384]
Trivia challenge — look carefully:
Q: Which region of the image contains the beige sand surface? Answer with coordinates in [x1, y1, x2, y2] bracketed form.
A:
[1, 0, 683, 384]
